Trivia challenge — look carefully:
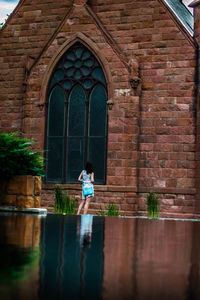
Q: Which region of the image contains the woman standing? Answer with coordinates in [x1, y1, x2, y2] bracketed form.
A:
[77, 162, 94, 215]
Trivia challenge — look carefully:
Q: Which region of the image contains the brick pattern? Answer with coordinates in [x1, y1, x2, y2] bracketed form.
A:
[0, 0, 71, 133]
[41, 184, 138, 216]
[74, 0, 88, 5]
[0, 0, 198, 217]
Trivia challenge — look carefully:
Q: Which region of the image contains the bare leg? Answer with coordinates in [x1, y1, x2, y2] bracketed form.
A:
[77, 199, 85, 215]
[83, 197, 92, 215]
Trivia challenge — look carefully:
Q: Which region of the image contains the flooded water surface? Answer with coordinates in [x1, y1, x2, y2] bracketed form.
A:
[0, 213, 200, 300]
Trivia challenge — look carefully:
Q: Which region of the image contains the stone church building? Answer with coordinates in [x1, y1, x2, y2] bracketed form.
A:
[1, 0, 200, 217]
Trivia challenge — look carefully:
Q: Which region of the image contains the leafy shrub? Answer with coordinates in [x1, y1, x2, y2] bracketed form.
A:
[54, 185, 77, 215]
[146, 192, 160, 218]
[0, 132, 44, 179]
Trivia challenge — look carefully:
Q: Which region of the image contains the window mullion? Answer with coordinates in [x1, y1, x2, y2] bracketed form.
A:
[63, 95, 68, 183]
[85, 96, 90, 166]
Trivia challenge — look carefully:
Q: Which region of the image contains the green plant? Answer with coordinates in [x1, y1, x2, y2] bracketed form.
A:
[0, 245, 40, 284]
[54, 185, 77, 215]
[99, 206, 106, 216]
[98, 202, 120, 217]
[107, 201, 119, 217]
[146, 192, 160, 218]
[0, 132, 44, 179]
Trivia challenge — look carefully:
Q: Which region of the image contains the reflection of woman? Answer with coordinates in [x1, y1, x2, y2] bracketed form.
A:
[77, 162, 94, 215]
[79, 215, 93, 246]
[79, 214, 93, 299]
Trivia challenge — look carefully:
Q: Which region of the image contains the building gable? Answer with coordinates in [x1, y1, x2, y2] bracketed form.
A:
[163, 0, 194, 35]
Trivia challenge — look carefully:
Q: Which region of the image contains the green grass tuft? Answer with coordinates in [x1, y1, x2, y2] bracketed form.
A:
[146, 192, 160, 218]
[54, 185, 77, 215]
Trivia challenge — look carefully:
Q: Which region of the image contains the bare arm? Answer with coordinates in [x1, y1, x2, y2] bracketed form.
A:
[91, 172, 94, 183]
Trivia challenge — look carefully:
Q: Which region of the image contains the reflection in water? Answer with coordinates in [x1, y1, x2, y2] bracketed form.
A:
[102, 217, 136, 300]
[79, 215, 93, 299]
[103, 218, 200, 300]
[0, 214, 200, 299]
[79, 215, 93, 246]
[39, 214, 103, 300]
[0, 213, 41, 300]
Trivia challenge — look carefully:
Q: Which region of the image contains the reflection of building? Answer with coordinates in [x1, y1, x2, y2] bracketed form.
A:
[4, 214, 41, 248]
[0, 214, 41, 300]
[40, 215, 200, 299]
[2, 214, 200, 299]
[2, 0, 200, 217]
[102, 217, 200, 300]
[39, 215, 104, 300]
[102, 217, 137, 300]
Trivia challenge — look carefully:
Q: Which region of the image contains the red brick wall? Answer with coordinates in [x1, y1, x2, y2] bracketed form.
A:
[0, 0, 198, 217]
[0, 0, 71, 136]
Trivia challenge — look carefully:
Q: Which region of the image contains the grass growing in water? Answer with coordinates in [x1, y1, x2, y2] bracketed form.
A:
[146, 192, 160, 218]
[54, 185, 77, 215]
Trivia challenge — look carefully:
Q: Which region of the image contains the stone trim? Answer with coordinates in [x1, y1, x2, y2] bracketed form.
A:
[73, 0, 88, 6]
[1, 175, 42, 208]
[0, 206, 47, 215]
[38, 32, 115, 147]
[189, 0, 200, 8]
[29, 6, 74, 75]
[159, 0, 197, 48]
[0, 0, 26, 34]
[40, 32, 114, 102]
[42, 183, 196, 195]
[85, 4, 131, 72]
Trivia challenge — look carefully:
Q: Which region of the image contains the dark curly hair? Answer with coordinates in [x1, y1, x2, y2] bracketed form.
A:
[85, 161, 94, 174]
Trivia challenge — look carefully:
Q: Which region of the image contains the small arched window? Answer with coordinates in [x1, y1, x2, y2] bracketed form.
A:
[46, 42, 108, 184]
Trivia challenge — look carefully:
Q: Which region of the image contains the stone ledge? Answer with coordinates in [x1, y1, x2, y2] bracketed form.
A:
[42, 183, 196, 194]
[0, 206, 47, 215]
[138, 187, 196, 195]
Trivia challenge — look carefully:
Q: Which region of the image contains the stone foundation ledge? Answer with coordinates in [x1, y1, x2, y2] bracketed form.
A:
[0, 206, 47, 215]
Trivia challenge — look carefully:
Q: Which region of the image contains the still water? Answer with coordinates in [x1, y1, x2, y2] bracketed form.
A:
[0, 213, 200, 300]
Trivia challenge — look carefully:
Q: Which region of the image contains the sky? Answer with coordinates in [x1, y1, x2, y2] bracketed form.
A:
[0, 0, 19, 24]
[0, 0, 194, 24]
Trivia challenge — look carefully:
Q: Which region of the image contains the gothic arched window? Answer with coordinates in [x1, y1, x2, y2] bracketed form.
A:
[46, 42, 108, 184]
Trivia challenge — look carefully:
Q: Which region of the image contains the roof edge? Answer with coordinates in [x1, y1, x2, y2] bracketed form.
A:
[159, 0, 196, 48]
[0, 0, 26, 34]
[189, 0, 200, 8]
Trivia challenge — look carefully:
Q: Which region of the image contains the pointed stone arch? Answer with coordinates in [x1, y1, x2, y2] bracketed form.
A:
[40, 32, 114, 106]
[43, 36, 109, 183]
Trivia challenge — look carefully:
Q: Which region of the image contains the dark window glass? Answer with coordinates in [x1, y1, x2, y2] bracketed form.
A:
[88, 137, 107, 184]
[46, 42, 108, 184]
[46, 137, 64, 182]
[64, 81, 72, 90]
[89, 84, 107, 137]
[92, 68, 106, 85]
[68, 85, 86, 137]
[66, 137, 85, 182]
[48, 86, 65, 136]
